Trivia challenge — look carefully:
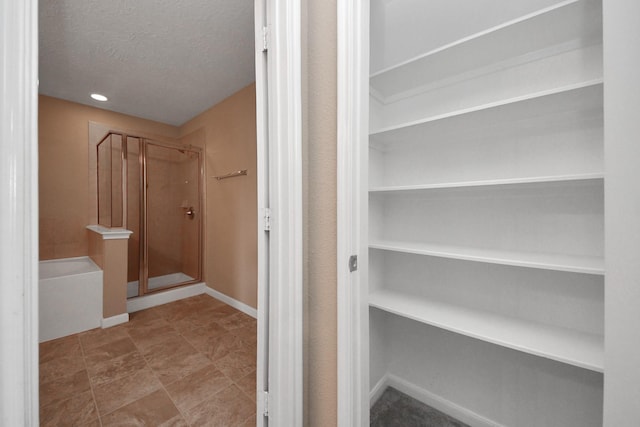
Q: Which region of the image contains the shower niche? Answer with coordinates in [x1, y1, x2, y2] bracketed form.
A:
[97, 133, 203, 298]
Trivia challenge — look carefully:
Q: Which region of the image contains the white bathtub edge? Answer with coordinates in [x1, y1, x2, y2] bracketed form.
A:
[101, 313, 129, 329]
[205, 286, 257, 319]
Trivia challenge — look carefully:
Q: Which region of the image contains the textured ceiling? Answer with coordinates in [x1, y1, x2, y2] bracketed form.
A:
[39, 0, 255, 126]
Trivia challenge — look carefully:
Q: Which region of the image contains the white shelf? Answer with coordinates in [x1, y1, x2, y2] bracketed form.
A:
[370, 80, 603, 137]
[370, 0, 602, 103]
[369, 289, 604, 372]
[369, 240, 604, 275]
[370, 173, 603, 193]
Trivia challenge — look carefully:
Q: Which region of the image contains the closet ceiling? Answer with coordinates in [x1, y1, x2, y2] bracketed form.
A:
[39, 0, 255, 126]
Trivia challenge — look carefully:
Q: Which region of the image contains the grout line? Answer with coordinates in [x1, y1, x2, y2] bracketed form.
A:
[78, 335, 104, 427]
[128, 301, 193, 426]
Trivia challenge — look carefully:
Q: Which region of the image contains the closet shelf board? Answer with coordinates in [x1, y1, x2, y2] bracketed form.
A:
[369, 0, 602, 103]
[369, 289, 604, 372]
[370, 79, 603, 136]
[370, 241, 604, 275]
[369, 173, 604, 193]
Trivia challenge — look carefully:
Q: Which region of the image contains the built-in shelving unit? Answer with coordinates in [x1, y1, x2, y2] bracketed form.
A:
[367, 0, 604, 425]
[369, 290, 603, 372]
[370, 80, 603, 136]
[369, 240, 604, 275]
[369, 173, 604, 194]
[369, 0, 602, 104]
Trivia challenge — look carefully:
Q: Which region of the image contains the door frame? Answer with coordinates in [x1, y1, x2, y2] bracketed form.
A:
[0, 0, 303, 424]
[255, 0, 304, 425]
[337, 1, 369, 426]
[0, 0, 40, 424]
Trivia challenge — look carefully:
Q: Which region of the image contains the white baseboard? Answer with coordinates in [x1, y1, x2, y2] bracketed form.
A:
[204, 286, 257, 319]
[370, 374, 504, 427]
[369, 374, 389, 408]
[101, 313, 129, 328]
[127, 282, 206, 313]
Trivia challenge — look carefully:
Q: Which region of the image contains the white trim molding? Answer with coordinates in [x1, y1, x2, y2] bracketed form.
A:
[101, 313, 130, 329]
[86, 225, 133, 240]
[337, 0, 370, 426]
[126, 282, 206, 313]
[261, 0, 304, 424]
[0, 0, 39, 424]
[379, 375, 506, 427]
[204, 287, 258, 319]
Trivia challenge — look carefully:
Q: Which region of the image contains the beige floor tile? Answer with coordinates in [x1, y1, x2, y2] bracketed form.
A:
[79, 325, 130, 350]
[218, 312, 255, 331]
[38, 295, 257, 426]
[93, 367, 162, 416]
[197, 332, 245, 362]
[101, 389, 187, 427]
[127, 321, 180, 352]
[179, 321, 227, 349]
[147, 349, 213, 386]
[39, 353, 85, 385]
[40, 390, 99, 427]
[182, 296, 226, 313]
[239, 414, 257, 427]
[185, 384, 256, 427]
[234, 370, 257, 402]
[87, 350, 147, 386]
[126, 307, 161, 326]
[155, 301, 194, 323]
[84, 337, 138, 364]
[209, 304, 241, 318]
[229, 324, 257, 345]
[39, 335, 81, 364]
[214, 346, 256, 380]
[165, 365, 233, 412]
[141, 334, 195, 359]
[40, 369, 91, 408]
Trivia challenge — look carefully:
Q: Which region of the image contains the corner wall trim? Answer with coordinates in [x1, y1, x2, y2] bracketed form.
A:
[127, 282, 206, 313]
[101, 313, 129, 328]
[384, 374, 505, 427]
[204, 286, 257, 319]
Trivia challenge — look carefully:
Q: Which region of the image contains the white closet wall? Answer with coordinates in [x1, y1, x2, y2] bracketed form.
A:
[368, 1, 604, 425]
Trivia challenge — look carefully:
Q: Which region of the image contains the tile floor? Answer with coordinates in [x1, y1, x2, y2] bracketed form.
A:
[39, 294, 257, 426]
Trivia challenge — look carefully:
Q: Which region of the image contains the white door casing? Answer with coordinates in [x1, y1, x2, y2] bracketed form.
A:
[255, 0, 304, 425]
[337, 1, 370, 426]
[0, 0, 40, 425]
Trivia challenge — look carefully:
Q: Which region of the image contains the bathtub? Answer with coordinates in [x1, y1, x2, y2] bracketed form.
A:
[39, 257, 103, 342]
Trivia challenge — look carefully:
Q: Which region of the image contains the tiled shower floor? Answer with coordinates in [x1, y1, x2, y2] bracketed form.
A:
[39, 294, 257, 426]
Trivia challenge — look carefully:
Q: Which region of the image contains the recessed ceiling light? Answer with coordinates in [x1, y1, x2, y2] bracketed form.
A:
[90, 93, 108, 102]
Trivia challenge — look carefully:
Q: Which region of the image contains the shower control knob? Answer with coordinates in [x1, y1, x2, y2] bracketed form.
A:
[186, 207, 195, 218]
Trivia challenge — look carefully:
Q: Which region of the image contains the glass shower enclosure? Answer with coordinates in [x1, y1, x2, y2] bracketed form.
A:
[97, 133, 202, 297]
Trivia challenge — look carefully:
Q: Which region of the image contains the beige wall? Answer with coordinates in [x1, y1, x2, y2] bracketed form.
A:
[179, 84, 258, 309]
[303, 0, 338, 425]
[87, 231, 128, 318]
[38, 95, 179, 260]
[39, 90, 258, 309]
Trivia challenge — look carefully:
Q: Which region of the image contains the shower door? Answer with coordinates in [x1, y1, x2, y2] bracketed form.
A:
[141, 140, 202, 295]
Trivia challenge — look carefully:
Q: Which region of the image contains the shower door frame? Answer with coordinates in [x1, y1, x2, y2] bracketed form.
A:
[139, 138, 204, 297]
[97, 132, 204, 297]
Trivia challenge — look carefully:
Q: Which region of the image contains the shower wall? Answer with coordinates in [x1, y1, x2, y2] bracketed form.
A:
[38, 95, 179, 260]
[179, 83, 258, 308]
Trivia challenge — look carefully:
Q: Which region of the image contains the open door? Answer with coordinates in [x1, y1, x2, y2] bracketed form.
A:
[254, 0, 303, 425]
